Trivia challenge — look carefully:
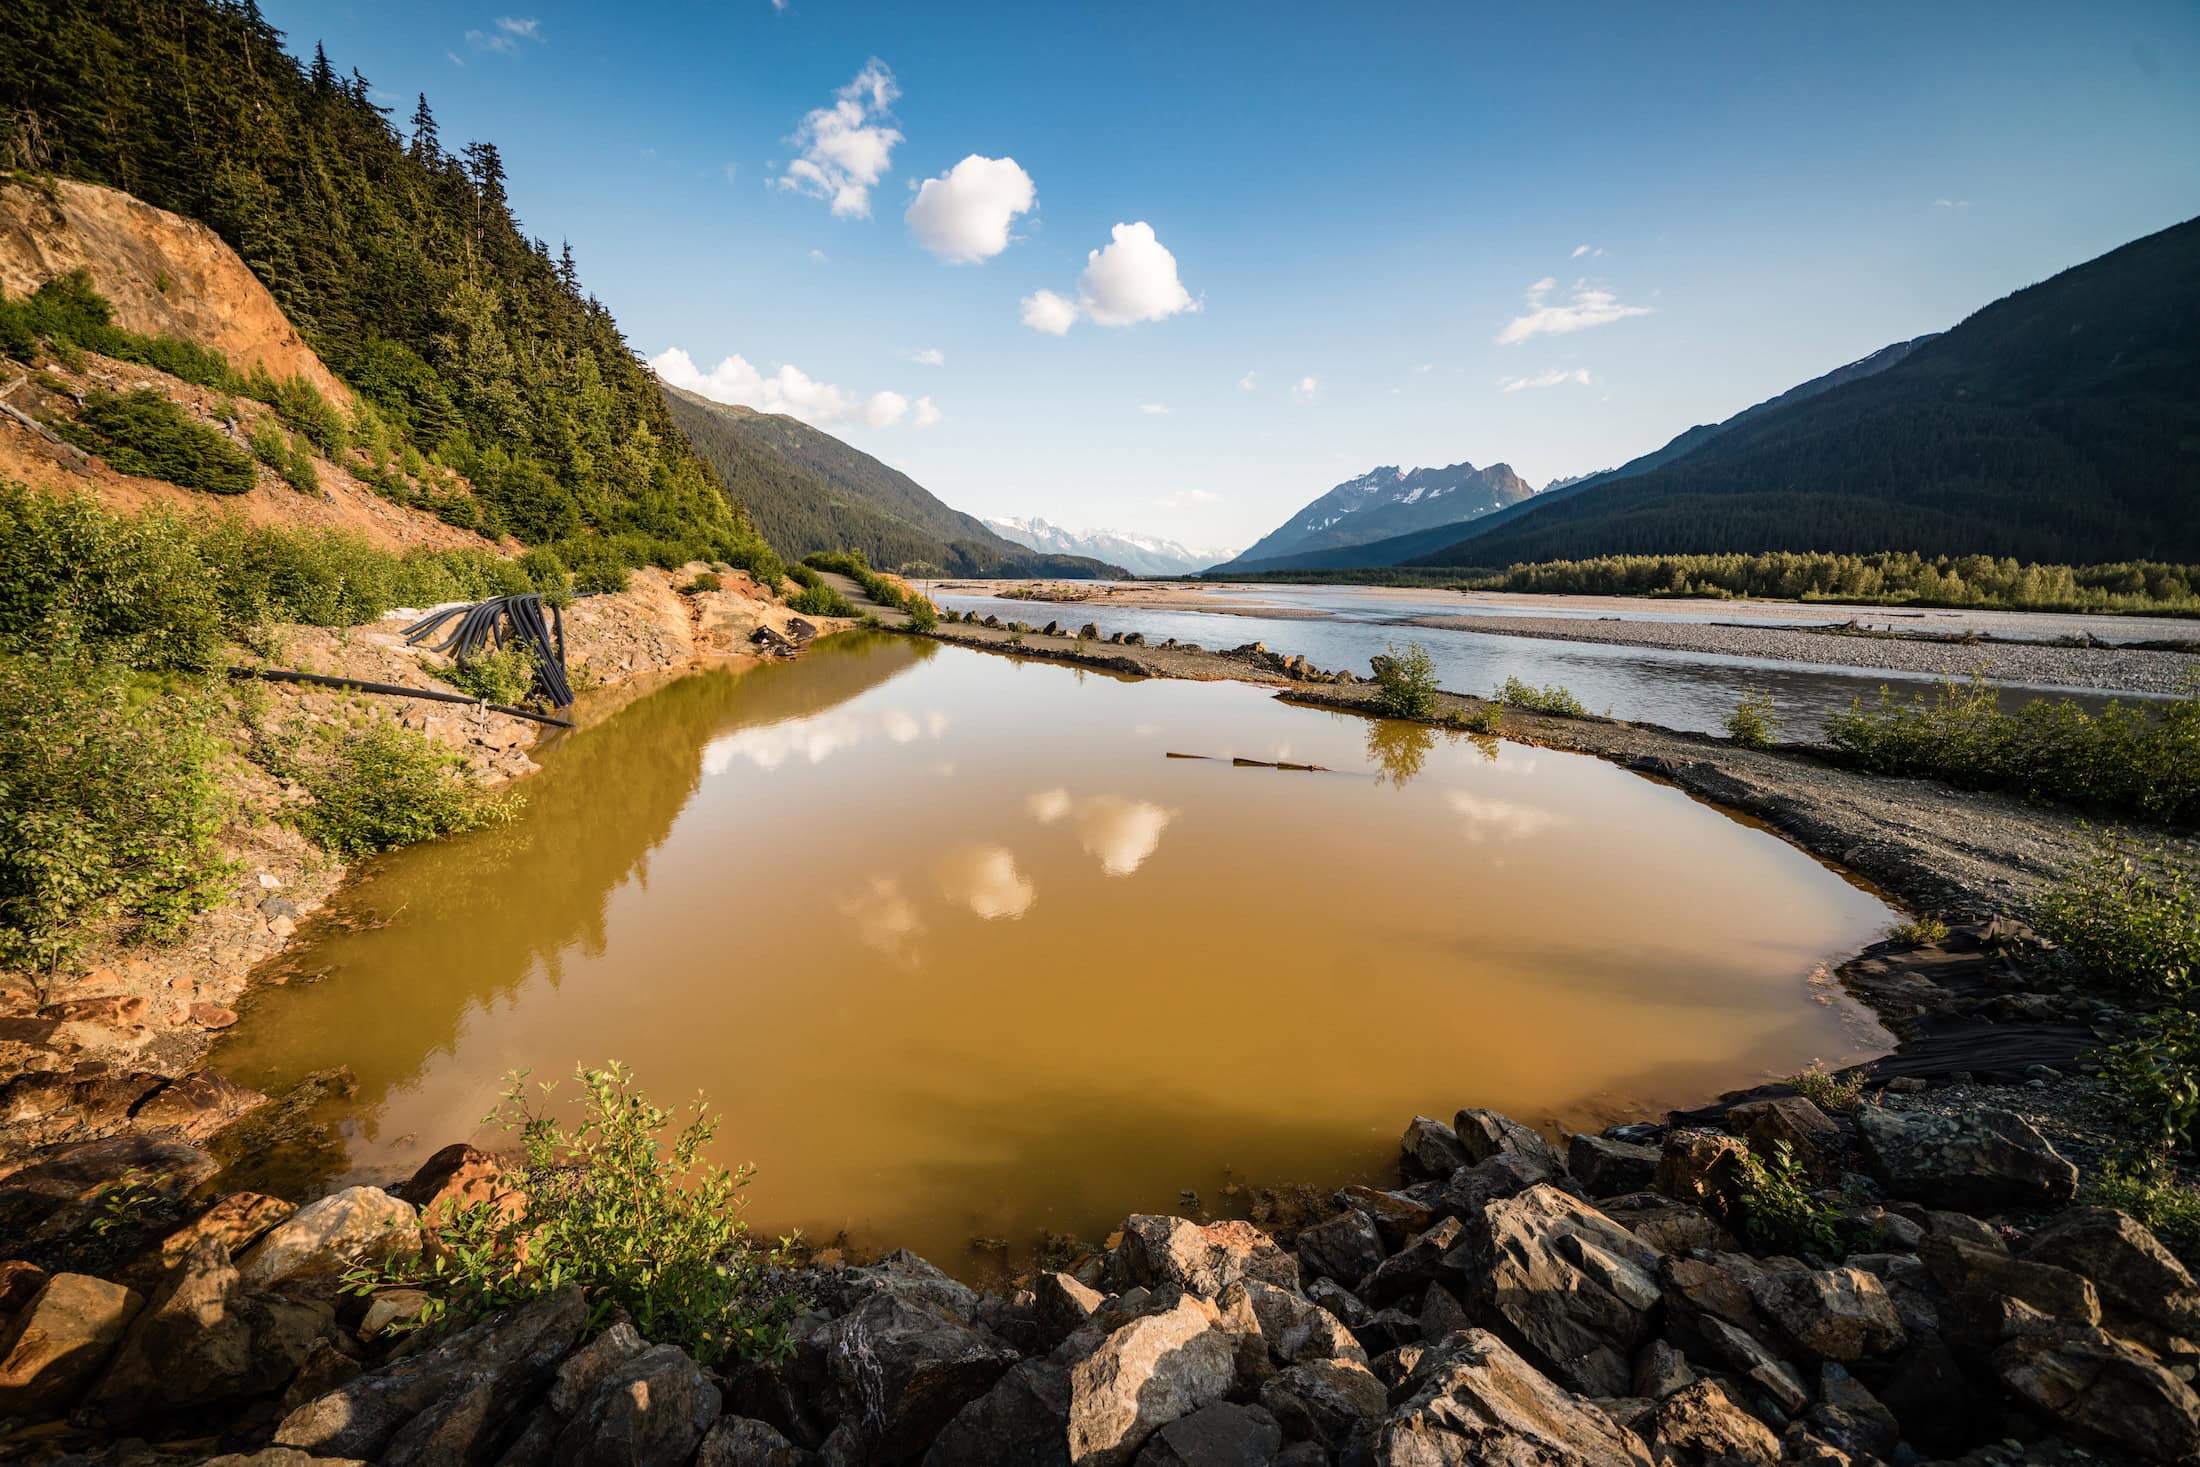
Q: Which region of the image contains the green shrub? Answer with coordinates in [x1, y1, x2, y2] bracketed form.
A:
[1786, 1061, 1867, 1113]
[1449, 704, 1503, 735]
[345, 1062, 799, 1364]
[0, 648, 230, 971]
[1725, 688, 1779, 748]
[1825, 675, 2200, 824]
[249, 421, 319, 495]
[3, 271, 241, 392]
[60, 389, 255, 495]
[784, 564, 822, 591]
[1885, 915, 1950, 946]
[1737, 1140, 1842, 1255]
[432, 645, 537, 706]
[904, 595, 938, 632]
[2085, 1159, 2200, 1258]
[787, 581, 854, 618]
[680, 572, 722, 595]
[1371, 641, 1441, 719]
[1497, 675, 1587, 717]
[2037, 829, 2200, 997]
[270, 374, 347, 457]
[292, 721, 519, 857]
[2102, 1010, 2200, 1156]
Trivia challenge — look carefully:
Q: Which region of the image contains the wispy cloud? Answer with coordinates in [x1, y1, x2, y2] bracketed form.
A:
[1500, 367, 1592, 393]
[1290, 376, 1319, 404]
[1237, 370, 1257, 391]
[465, 15, 542, 54]
[776, 60, 901, 218]
[1934, 197, 1972, 209]
[910, 348, 945, 366]
[1138, 402, 1170, 415]
[1570, 244, 1606, 259]
[1154, 488, 1221, 510]
[1496, 276, 1651, 345]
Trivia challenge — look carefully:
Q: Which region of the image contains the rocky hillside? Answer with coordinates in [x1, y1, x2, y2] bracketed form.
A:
[1218, 462, 1535, 574]
[985, 516, 1238, 577]
[661, 383, 1124, 577]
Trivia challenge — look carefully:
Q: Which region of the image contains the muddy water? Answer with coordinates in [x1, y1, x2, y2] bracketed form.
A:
[214, 631, 1895, 1269]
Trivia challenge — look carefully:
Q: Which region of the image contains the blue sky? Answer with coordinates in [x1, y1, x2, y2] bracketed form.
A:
[271, 0, 2198, 550]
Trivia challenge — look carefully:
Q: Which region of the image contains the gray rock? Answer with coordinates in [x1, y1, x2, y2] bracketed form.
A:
[549, 1321, 648, 1415]
[1303, 1278, 1370, 1330]
[1452, 1109, 1560, 1176]
[0, 1136, 219, 1243]
[1256, 1358, 1384, 1449]
[1331, 1185, 1433, 1250]
[1242, 1278, 1364, 1365]
[1373, 1328, 1654, 1465]
[1399, 1116, 1471, 1182]
[1923, 1233, 2101, 1331]
[0, 1272, 143, 1419]
[1631, 1339, 1693, 1400]
[1748, 1264, 1906, 1360]
[1599, 1193, 1736, 1255]
[1134, 1401, 1282, 1467]
[922, 1358, 1069, 1466]
[275, 1287, 587, 1460]
[820, 1289, 1020, 1462]
[1292, 1209, 1384, 1287]
[1033, 1271, 1105, 1347]
[239, 1186, 421, 1295]
[1995, 1323, 2200, 1462]
[1427, 1152, 1553, 1223]
[1418, 1282, 1469, 1343]
[1567, 1134, 1660, 1197]
[546, 1342, 721, 1467]
[698, 1414, 812, 1467]
[1696, 1316, 1809, 1416]
[1068, 1294, 1235, 1466]
[2025, 1206, 2200, 1337]
[1653, 1129, 1748, 1225]
[1805, 1361, 1899, 1461]
[1462, 1184, 1662, 1398]
[1648, 1378, 1782, 1465]
[1853, 1105, 2077, 1211]
[1725, 1096, 1843, 1182]
[1113, 1216, 1299, 1298]
[1356, 1216, 1462, 1308]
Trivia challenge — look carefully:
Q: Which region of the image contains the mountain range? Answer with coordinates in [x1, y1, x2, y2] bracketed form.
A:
[1215, 461, 1535, 574]
[983, 517, 1239, 577]
[659, 386, 1125, 578]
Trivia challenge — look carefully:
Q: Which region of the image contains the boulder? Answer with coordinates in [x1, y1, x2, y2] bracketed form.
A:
[546, 1342, 722, 1467]
[1567, 1134, 1660, 1197]
[1133, 1401, 1282, 1467]
[142, 1191, 296, 1281]
[1452, 1109, 1560, 1176]
[819, 1288, 1020, 1461]
[393, 1142, 525, 1236]
[1631, 1339, 1693, 1400]
[1465, 1184, 1663, 1398]
[924, 1358, 1071, 1467]
[0, 1135, 219, 1242]
[1419, 1282, 1469, 1343]
[1332, 1185, 1434, 1249]
[1427, 1152, 1552, 1223]
[1805, 1361, 1899, 1461]
[1648, 1379, 1782, 1465]
[549, 1320, 648, 1414]
[1068, 1293, 1236, 1466]
[0, 1272, 143, 1418]
[1694, 1315, 1809, 1416]
[1653, 1130, 1748, 1225]
[1853, 1106, 2077, 1211]
[1357, 1216, 1462, 1308]
[85, 1238, 327, 1429]
[1304, 1278, 1370, 1331]
[1034, 1270, 1105, 1346]
[1600, 1193, 1735, 1255]
[1113, 1216, 1299, 1298]
[1725, 1096, 1843, 1182]
[1257, 1358, 1385, 1449]
[1748, 1265, 1905, 1360]
[357, 1288, 431, 1341]
[1373, 1328, 1654, 1465]
[0, 1259, 47, 1313]
[1293, 1209, 1385, 1287]
[1923, 1233, 2100, 1330]
[2025, 1206, 2200, 1336]
[127, 1070, 269, 1142]
[1398, 1117, 1470, 1182]
[699, 1414, 813, 1467]
[275, 1287, 587, 1460]
[239, 1186, 421, 1293]
[1995, 1323, 2200, 1462]
[1242, 1278, 1364, 1365]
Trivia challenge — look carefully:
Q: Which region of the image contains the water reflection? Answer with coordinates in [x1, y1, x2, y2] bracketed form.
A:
[216, 634, 1895, 1268]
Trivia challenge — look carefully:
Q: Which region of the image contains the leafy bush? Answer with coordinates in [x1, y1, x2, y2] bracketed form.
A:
[432, 645, 537, 707]
[2, 271, 240, 391]
[1497, 676, 1587, 717]
[2102, 1010, 2200, 1156]
[1824, 675, 2200, 825]
[291, 721, 519, 857]
[1725, 688, 1779, 748]
[783, 564, 822, 590]
[1885, 915, 1950, 945]
[680, 572, 722, 595]
[268, 374, 347, 458]
[903, 595, 938, 632]
[2037, 829, 2200, 997]
[60, 389, 255, 495]
[787, 581, 854, 618]
[345, 1062, 798, 1363]
[1449, 704, 1503, 735]
[0, 648, 230, 971]
[1737, 1140, 1842, 1255]
[1786, 1061, 1866, 1113]
[2086, 1159, 2200, 1258]
[249, 421, 319, 495]
[1371, 641, 1441, 719]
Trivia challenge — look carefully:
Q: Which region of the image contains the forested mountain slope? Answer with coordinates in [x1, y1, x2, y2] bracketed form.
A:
[661, 385, 1123, 577]
[1408, 217, 2200, 568]
[2, 0, 769, 562]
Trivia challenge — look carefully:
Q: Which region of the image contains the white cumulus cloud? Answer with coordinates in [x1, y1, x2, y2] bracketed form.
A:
[1500, 367, 1593, 393]
[1020, 288, 1078, 336]
[905, 155, 1036, 263]
[1079, 222, 1197, 326]
[1497, 277, 1651, 345]
[776, 60, 902, 219]
[1291, 376, 1319, 404]
[650, 346, 920, 433]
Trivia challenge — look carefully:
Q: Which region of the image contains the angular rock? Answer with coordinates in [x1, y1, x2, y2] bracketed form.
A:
[1398, 1116, 1470, 1182]
[1257, 1358, 1384, 1448]
[1465, 1184, 1662, 1398]
[1853, 1105, 2077, 1212]
[1427, 1152, 1552, 1224]
[1452, 1109, 1560, 1176]
[1134, 1401, 1282, 1467]
[1242, 1278, 1364, 1365]
[1599, 1193, 1735, 1255]
[357, 1288, 431, 1341]
[1114, 1216, 1298, 1298]
[1419, 1282, 1469, 1343]
[1748, 1265, 1905, 1360]
[1304, 1278, 1369, 1331]
[275, 1287, 587, 1460]
[1649, 1379, 1782, 1465]
[0, 1272, 143, 1419]
[1068, 1293, 1236, 1466]
[127, 1071, 268, 1143]
[1806, 1361, 1899, 1461]
[545, 1342, 721, 1467]
[393, 1142, 525, 1235]
[1357, 1216, 1462, 1308]
[0, 1135, 218, 1242]
[1567, 1133, 1660, 1197]
[699, 1414, 813, 1467]
[1696, 1314, 1809, 1416]
[2025, 1206, 2200, 1337]
[1632, 1339, 1693, 1400]
[1725, 1096, 1842, 1182]
[1923, 1233, 2101, 1330]
[1034, 1270, 1105, 1347]
[0, 1259, 48, 1314]
[1373, 1328, 1653, 1465]
[1995, 1323, 2200, 1462]
[549, 1320, 647, 1414]
[86, 1238, 326, 1429]
[923, 1358, 1070, 1467]
[144, 1192, 296, 1280]
[240, 1186, 420, 1294]
[1654, 1129, 1748, 1224]
[821, 1288, 1019, 1461]
[1292, 1209, 1385, 1288]
[1332, 1185, 1433, 1250]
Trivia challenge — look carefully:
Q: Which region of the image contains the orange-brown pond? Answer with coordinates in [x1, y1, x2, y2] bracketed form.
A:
[213, 631, 1894, 1268]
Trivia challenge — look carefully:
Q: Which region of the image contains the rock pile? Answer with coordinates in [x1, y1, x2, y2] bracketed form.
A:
[0, 1093, 2192, 1463]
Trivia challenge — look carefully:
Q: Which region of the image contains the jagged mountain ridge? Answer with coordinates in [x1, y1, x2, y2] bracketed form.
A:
[984, 516, 1238, 577]
[1218, 461, 1534, 573]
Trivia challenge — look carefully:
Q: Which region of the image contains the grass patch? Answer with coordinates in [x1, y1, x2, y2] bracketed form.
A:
[1497, 675, 1587, 717]
[1885, 915, 1951, 946]
[59, 389, 255, 495]
[1371, 641, 1440, 719]
[287, 720, 519, 857]
[1725, 688, 1779, 748]
[1824, 675, 2200, 825]
[1786, 1061, 1867, 1113]
[680, 572, 722, 595]
[345, 1062, 799, 1363]
[1447, 704, 1503, 735]
[2086, 1159, 2200, 1259]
